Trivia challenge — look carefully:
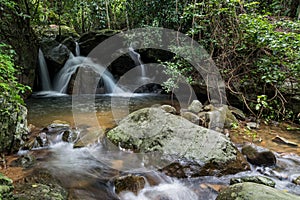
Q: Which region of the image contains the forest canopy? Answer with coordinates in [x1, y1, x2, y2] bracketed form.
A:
[0, 0, 299, 122]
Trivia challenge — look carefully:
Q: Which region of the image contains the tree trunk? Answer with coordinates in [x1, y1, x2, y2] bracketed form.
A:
[290, 0, 299, 18]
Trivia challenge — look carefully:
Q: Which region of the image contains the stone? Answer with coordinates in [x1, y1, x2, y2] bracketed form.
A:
[160, 105, 177, 114]
[107, 107, 249, 178]
[246, 122, 260, 129]
[188, 100, 203, 113]
[14, 170, 68, 200]
[78, 29, 120, 56]
[181, 111, 200, 125]
[230, 176, 275, 187]
[293, 176, 300, 185]
[241, 145, 276, 166]
[40, 39, 71, 77]
[272, 135, 298, 147]
[114, 174, 146, 195]
[216, 182, 300, 200]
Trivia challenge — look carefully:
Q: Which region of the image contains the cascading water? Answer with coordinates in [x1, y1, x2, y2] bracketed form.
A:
[75, 42, 80, 57]
[38, 48, 52, 91]
[53, 55, 123, 94]
[128, 47, 146, 77]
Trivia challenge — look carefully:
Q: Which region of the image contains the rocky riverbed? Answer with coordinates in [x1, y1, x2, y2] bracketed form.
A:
[1, 95, 300, 199]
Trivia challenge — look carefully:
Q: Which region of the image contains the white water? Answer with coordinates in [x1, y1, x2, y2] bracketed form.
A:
[120, 181, 198, 200]
[53, 55, 123, 94]
[38, 49, 52, 91]
[128, 47, 146, 77]
[75, 42, 80, 56]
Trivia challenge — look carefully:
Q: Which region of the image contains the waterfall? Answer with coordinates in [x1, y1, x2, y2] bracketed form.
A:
[75, 42, 80, 57]
[38, 48, 52, 91]
[53, 56, 123, 94]
[128, 47, 146, 77]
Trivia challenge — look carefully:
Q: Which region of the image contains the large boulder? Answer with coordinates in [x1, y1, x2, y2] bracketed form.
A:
[0, 99, 28, 154]
[40, 39, 71, 77]
[241, 145, 276, 166]
[106, 107, 249, 177]
[216, 182, 300, 200]
[78, 29, 120, 56]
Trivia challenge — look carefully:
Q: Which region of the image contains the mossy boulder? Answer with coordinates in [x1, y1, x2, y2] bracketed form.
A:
[216, 182, 300, 200]
[0, 98, 28, 154]
[107, 107, 249, 177]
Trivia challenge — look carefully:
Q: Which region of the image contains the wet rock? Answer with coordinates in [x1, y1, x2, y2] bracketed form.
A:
[216, 182, 300, 200]
[230, 176, 275, 187]
[241, 145, 276, 166]
[293, 176, 300, 185]
[181, 111, 200, 125]
[246, 122, 260, 129]
[14, 170, 68, 200]
[107, 107, 250, 178]
[40, 39, 70, 76]
[0, 173, 14, 200]
[188, 100, 203, 113]
[272, 135, 298, 147]
[79, 29, 120, 56]
[160, 105, 177, 114]
[114, 174, 146, 195]
[73, 130, 102, 148]
[10, 154, 36, 169]
[61, 37, 76, 55]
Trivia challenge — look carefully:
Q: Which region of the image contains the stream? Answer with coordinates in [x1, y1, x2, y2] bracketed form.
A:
[22, 94, 300, 199]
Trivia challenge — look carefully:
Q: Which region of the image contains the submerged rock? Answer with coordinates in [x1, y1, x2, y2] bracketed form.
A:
[230, 176, 275, 187]
[107, 107, 249, 177]
[216, 182, 300, 200]
[241, 145, 276, 166]
[114, 174, 146, 195]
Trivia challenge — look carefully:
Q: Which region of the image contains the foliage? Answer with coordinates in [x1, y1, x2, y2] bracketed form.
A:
[0, 43, 30, 107]
[1, 0, 300, 122]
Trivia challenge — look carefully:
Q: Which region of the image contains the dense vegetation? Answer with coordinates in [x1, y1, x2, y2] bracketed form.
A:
[0, 0, 299, 122]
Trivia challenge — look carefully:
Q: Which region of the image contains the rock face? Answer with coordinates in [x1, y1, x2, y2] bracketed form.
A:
[114, 175, 146, 195]
[0, 173, 14, 200]
[0, 100, 28, 154]
[40, 39, 71, 78]
[216, 182, 300, 200]
[107, 107, 249, 177]
[241, 145, 276, 166]
[78, 29, 120, 56]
